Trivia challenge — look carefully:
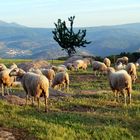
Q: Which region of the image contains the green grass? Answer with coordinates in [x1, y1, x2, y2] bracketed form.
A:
[0, 58, 31, 66]
[0, 59, 140, 140]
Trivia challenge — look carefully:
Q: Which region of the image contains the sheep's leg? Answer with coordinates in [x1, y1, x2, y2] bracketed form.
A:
[128, 93, 131, 105]
[25, 94, 28, 106]
[116, 91, 120, 102]
[124, 93, 127, 106]
[127, 89, 131, 104]
[37, 97, 40, 111]
[1, 84, 4, 96]
[6, 87, 9, 95]
[44, 96, 48, 112]
[114, 90, 117, 102]
[31, 97, 33, 105]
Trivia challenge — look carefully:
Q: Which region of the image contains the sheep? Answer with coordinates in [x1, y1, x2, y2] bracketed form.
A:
[72, 59, 87, 71]
[0, 63, 17, 96]
[66, 63, 74, 71]
[116, 56, 128, 65]
[29, 68, 42, 75]
[103, 57, 111, 67]
[92, 61, 107, 76]
[126, 63, 137, 83]
[51, 65, 67, 72]
[9, 63, 18, 70]
[52, 71, 69, 91]
[41, 69, 55, 86]
[9, 68, 49, 112]
[115, 62, 126, 71]
[0, 63, 7, 71]
[107, 67, 132, 105]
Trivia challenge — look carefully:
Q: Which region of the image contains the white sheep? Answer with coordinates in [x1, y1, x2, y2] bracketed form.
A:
[126, 63, 137, 83]
[0, 63, 17, 96]
[66, 63, 74, 71]
[115, 62, 126, 71]
[92, 61, 107, 76]
[29, 68, 42, 75]
[41, 68, 55, 86]
[51, 65, 67, 72]
[103, 57, 111, 67]
[9, 68, 49, 112]
[52, 71, 69, 91]
[116, 56, 128, 65]
[107, 67, 132, 105]
[73, 59, 87, 71]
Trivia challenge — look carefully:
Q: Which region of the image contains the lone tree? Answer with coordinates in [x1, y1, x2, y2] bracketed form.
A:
[52, 16, 91, 56]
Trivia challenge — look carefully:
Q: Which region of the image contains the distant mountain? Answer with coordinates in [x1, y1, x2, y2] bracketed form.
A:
[0, 21, 140, 59]
[0, 20, 25, 28]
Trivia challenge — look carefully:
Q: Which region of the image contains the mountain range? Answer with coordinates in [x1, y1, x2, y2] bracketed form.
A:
[0, 20, 140, 59]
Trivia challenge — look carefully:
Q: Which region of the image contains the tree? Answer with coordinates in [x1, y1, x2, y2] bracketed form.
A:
[52, 16, 91, 56]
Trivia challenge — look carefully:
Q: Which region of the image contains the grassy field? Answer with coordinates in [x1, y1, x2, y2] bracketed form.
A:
[0, 59, 140, 140]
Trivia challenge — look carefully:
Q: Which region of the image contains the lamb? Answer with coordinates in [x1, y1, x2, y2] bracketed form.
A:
[107, 67, 132, 105]
[116, 56, 128, 65]
[72, 59, 87, 71]
[103, 57, 111, 67]
[41, 68, 55, 86]
[92, 61, 107, 76]
[52, 71, 69, 91]
[125, 63, 137, 83]
[9, 68, 49, 112]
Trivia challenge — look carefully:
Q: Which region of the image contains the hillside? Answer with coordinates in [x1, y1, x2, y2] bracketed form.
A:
[0, 21, 140, 59]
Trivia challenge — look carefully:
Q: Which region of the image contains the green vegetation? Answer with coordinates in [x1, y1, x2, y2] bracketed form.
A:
[0, 58, 31, 66]
[0, 59, 140, 140]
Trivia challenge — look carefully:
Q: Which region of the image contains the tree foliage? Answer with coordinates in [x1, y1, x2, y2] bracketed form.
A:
[52, 16, 91, 56]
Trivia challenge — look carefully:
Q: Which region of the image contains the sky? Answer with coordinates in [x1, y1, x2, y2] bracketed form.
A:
[0, 0, 140, 28]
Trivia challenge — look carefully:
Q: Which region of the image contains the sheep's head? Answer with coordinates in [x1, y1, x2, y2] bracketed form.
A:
[9, 68, 25, 77]
[0, 63, 7, 71]
[131, 74, 137, 83]
[9, 63, 18, 70]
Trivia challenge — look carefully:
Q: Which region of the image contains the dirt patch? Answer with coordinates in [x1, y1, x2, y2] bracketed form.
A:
[3, 95, 26, 106]
[0, 88, 71, 106]
[0, 127, 37, 140]
[80, 90, 111, 95]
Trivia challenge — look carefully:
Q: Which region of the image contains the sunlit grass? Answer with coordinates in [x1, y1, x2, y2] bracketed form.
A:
[0, 59, 140, 139]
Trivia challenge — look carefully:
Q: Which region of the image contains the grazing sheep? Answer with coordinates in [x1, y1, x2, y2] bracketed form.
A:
[115, 62, 126, 71]
[103, 57, 111, 67]
[9, 68, 49, 112]
[66, 63, 74, 71]
[0, 63, 17, 96]
[9, 63, 18, 70]
[92, 61, 107, 76]
[126, 63, 137, 83]
[0, 63, 7, 71]
[29, 68, 42, 75]
[73, 60, 87, 71]
[52, 72, 69, 91]
[51, 65, 67, 72]
[107, 67, 132, 105]
[41, 69, 55, 86]
[116, 56, 128, 65]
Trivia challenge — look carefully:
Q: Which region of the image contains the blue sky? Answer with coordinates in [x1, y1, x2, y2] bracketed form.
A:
[0, 0, 140, 27]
